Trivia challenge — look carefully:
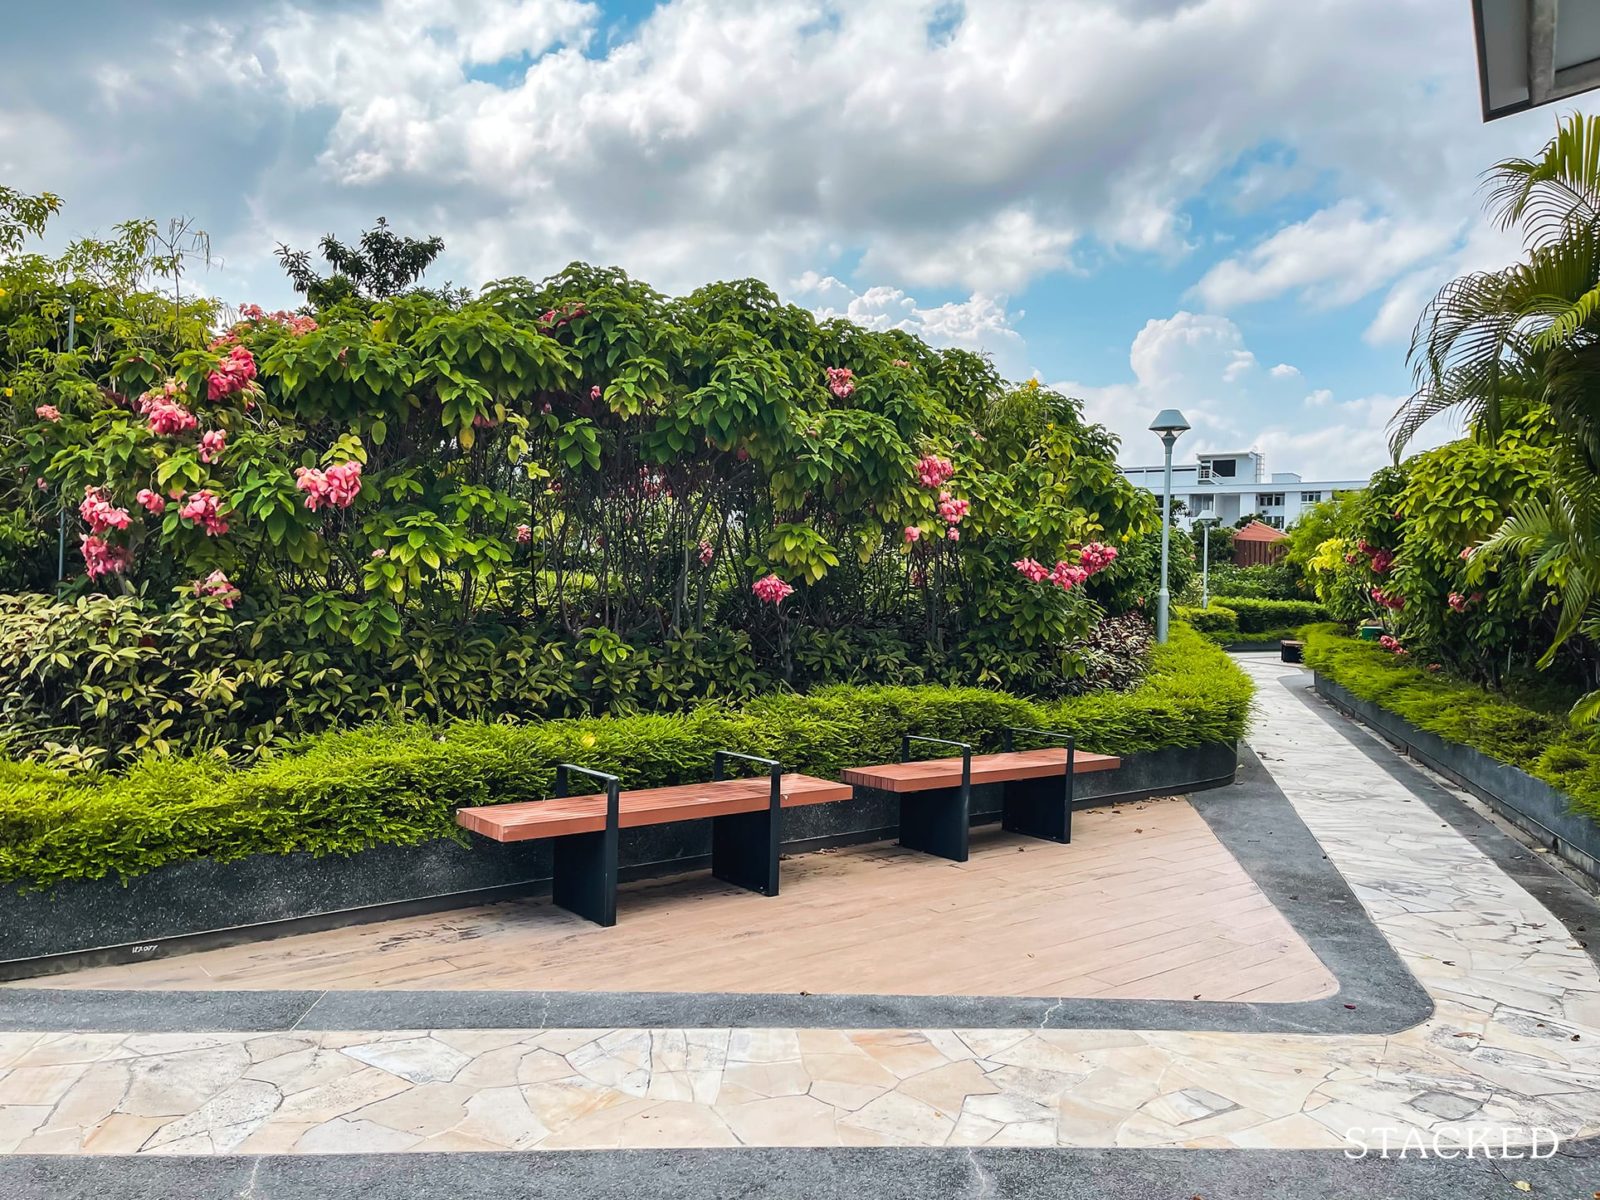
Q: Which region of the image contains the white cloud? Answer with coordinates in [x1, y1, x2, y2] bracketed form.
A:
[4, 0, 1559, 310]
[791, 272, 1027, 374]
[1192, 200, 1460, 311]
[1055, 310, 1449, 480]
[1269, 362, 1301, 379]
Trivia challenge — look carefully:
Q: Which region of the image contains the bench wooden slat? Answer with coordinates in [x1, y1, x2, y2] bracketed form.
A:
[457, 773, 853, 843]
[840, 748, 1120, 795]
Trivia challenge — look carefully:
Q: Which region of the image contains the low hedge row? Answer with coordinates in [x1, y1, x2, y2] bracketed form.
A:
[1174, 596, 1325, 644]
[0, 626, 1251, 890]
[1303, 624, 1600, 822]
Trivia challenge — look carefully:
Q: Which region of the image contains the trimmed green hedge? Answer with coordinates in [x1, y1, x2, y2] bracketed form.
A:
[1175, 603, 1239, 635]
[1303, 624, 1600, 823]
[1212, 596, 1327, 634]
[0, 626, 1250, 890]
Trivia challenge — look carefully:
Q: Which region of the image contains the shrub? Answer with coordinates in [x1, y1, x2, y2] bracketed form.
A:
[0, 625, 1248, 889]
[1175, 603, 1238, 636]
[1303, 624, 1600, 823]
[1211, 596, 1327, 634]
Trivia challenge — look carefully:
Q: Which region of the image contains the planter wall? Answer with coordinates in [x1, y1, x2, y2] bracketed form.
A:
[1314, 674, 1600, 886]
[0, 741, 1237, 981]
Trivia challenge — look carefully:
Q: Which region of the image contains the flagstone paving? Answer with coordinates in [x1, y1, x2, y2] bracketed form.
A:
[2, 657, 1598, 1155]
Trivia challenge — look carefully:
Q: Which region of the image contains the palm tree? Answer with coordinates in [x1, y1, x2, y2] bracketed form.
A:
[1394, 113, 1600, 711]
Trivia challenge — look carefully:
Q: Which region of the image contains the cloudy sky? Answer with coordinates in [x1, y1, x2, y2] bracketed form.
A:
[0, 0, 1585, 478]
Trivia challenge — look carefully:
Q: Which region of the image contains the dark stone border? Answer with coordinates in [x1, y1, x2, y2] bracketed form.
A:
[1289, 675, 1600, 976]
[4, 1141, 1599, 1200]
[1314, 672, 1600, 886]
[0, 744, 1434, 1036]
[0, 743, 1239, 983]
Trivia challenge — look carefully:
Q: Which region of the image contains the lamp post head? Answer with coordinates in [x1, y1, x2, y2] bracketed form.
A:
[1149, 409, 1190, 446]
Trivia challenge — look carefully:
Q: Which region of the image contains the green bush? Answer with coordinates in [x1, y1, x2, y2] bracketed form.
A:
[0, 626, 1248, 889]
[1175, 603, 1238, 636]
[1303, 624, 1600, 823]
[1211, 596, 1327, 634]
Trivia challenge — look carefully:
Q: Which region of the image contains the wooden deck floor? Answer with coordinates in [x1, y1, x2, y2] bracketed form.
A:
[37, 796, 1338, 1003]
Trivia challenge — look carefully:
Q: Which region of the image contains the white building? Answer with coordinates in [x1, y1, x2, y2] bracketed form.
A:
[1119, 450, 1367, 531]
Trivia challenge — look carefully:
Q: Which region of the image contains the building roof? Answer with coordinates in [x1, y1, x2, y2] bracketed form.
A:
[1234, 519, 1289, 543]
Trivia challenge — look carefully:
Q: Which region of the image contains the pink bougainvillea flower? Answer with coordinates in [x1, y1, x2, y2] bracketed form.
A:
[752, 573, 795, 605]
[80, 534, 131, 579]
[193, 569, 240, 608]
[35, 477, 48, 492]
[946, 527, 960, 541]
[178, 489, 228, 536]
[903, 525, 921, 544]
[698, 539, 714, 566]
[915, 454, 954, 489]
[1447, 591, 1469, 613]
[206, 345, 258, 402]
[79, 486, 131, 534]
[1079, 542, 1119, 573]
[1378, 634, 1404, 654]
[143, 393, 198, 436]
[1459, 546, 1475, 560]
[370, 547, 387, 559]
[1370, 549, 1394, 574]
[1370, 587, 1404, 610]
[1049, 560, 1089, 591]
[35, 404, 61, 422]
[1357, 539, 1374, 556]
[136, 488, 166, 515]
[825, 366, 855, 399]
[590, 385, 602, 400]
[295, 461, 362, 512]
[937, 495, 970, 524]
[1012, 557, 1049, 584]
[199, 429, 227, 464]
[515, 523, 532, 544]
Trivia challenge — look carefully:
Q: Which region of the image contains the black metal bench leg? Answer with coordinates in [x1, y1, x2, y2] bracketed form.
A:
[550, 829, 619, 926]
[711, 808, 780, 895]
[899, 785, 970, 862]
[1001, 776, 1072, 843]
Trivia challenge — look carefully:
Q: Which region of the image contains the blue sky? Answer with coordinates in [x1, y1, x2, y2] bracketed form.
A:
[1, 0, 1588, 479]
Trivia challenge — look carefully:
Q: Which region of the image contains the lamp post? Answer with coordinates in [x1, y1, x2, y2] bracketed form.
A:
[1149, 409, 1190, 644]
[1195, 516, 1217, 610]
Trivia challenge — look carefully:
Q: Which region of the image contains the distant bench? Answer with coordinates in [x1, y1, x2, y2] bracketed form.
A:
[456, 753, 849, 926]
[841, 729, 1119, 862]
[456, 729, 1120, 925]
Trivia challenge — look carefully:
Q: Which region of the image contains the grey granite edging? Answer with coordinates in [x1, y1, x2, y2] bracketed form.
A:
[4, 1141, 1600, 1200]
[1313, 672, 1600, 886]
[0, 741, 1434, 1036]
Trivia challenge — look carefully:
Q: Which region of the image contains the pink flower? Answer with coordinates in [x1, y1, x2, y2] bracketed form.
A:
[937, 495, 970, 524]
[199, 429, 227, 464]
[915, 454, 954, 489]
[698, 539, 714, 566]
[471, 413, 500, 428]
[752, 573, 795, 605]
[590, 385, 602, 400]
[35, 404, 60, 422]
[35, 477, 47, 492]
[206, 346, 257, 401]
[891, 359, 912, 368]
[1447, 592, 1469, 613]
[80, 534, 130, 579]
[142, 393, 198, 436]
[370, 548, 387, 559]
[946, 527, 960, 541]
[1079, 542, 1118, 573]
[136, 489, 166, 515]
[1459, 546, 1475, 560]
[825, 367, 855, 399]
[1049, 560, 1089, 591]
[1370, 587, 1404, 611]
[294, 461, 362, 512]
[1370, 549, 1394, 574]
[515, 523, 532, 544]
[1378, 634, 1404, 654]
[903, 525, 921, 544]
[1012, 557, 1050, 584]
[79, 486, 131, 534]
[193, 569, 240, 608]
[177, 489, 229, 536]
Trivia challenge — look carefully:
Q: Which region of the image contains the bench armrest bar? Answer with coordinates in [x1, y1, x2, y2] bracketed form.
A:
[900, 734, 971, 756]
[713, 750, 781, 776]
[1002, 726, 1076, 752]
[554, 763, 620, 797]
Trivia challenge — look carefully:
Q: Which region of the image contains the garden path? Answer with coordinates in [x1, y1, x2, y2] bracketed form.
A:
[2, 657, 1598, 1156]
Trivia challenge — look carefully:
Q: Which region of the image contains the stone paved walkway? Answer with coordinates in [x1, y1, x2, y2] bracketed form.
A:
[2, 658, 1597, 1154]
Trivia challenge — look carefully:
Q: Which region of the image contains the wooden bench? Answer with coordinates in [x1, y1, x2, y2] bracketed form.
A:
[840, 728, 1119, 863]
[456, 753, 850, 926]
